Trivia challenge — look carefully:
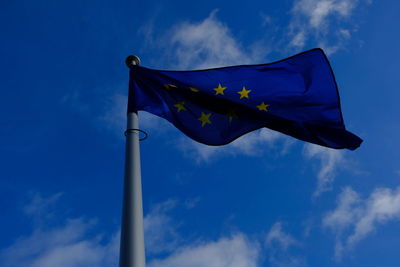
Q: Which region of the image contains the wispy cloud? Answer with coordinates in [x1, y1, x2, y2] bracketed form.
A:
[0, 195, 181, 267]
[148, 234, 260, 267]
[0, 219, 119, 267]
[265, 222, 306, 267]
[323, 186, 400, 261]
[5, 193, 264, 267]
[303, 144, 344, 197]
[144, 199, 261, 267]
[144, 200, 180, 255]
[6, 192, 321, 266]
[289, 31, 307, 48]
[266, 222, 299, 250]
[0, 193, 119, 267]
[293, 0, 357, 29]
[3, 193, 261, 267]
[288, 0, 369, 53]
[23, 192, 63, 226]
[140, 9, 267, 70]
[167, 10, 266, 69]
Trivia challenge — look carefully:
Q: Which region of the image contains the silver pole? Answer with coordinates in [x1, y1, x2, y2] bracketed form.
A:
[120, 55, 146, 267]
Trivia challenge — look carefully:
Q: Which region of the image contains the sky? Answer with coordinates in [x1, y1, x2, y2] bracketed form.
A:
[1, 0, 400, 266]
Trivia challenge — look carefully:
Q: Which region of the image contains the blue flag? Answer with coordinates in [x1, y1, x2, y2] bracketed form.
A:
[128, 48, 362, 150]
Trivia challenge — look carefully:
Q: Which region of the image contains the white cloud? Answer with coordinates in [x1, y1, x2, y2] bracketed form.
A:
[266, 222, 299, 251]
[4, 193, 239, 267]
[293, 0, 357, 29]
[288, 0, 369, 53]
[29, 237, 117, 267]
[265, 222, 306, 267]
[0, 218, 119, 267]
[0, 195, 182, 267]
[24, 193, 63, 215]
[178, 128, 292, 163]
[144, 199, 262, 267]
[323, 187, 361, 232]
[5, 193, 322, 267]
[148, 234, 260, 267]
[144, 200, 180, 255]
[347, 187, 400, 245]
[304, 144, 344, 197]
[5, 194, 262, 267]
[0, 193, 119, 267]
[289, 31, 306, 48]
[167, 10, 266, 69]
[339, 29, 351, 39]
[323, 186, 400, 261]
[23, 192, 63, 225]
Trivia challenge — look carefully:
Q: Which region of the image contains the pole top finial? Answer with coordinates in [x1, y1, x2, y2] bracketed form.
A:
[125, 55, 141, 67]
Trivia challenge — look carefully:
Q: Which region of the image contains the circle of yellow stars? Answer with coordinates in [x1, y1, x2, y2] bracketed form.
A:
[164, 82, 270, 127]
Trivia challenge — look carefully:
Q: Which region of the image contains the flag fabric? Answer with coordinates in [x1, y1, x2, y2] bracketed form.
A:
[127, 48, 362, 150]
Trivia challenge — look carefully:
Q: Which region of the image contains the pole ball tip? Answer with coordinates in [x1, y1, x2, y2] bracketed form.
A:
[125, 55, 141, 67]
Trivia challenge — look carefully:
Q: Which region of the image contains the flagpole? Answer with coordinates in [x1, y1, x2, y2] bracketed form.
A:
[120, 55, 146, 267]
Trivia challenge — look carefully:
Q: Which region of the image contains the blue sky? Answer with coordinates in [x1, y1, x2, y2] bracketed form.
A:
[1, 0, 400, 266]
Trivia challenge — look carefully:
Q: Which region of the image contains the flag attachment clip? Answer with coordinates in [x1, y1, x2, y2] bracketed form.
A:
[124, 128, 148, 141]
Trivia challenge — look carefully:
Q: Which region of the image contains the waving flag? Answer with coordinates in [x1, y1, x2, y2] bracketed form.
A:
[127, 48, 362, 150]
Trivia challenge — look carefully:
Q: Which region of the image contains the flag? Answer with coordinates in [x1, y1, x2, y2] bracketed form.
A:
[127, 48, 362, 150]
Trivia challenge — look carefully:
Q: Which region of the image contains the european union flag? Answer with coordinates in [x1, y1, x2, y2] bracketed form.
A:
[128, 48, 362, 150]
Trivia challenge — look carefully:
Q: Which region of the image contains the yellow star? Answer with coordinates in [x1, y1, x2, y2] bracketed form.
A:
[238, 87, 251, 99]
[198, 112, 212, 127]
[174, 101, 187, 112]
[189, 87, 199, 92]
[256, 102, 270, 111]
[163, 84, 177, 90]
[226, 109, 238, 123]
[214, 83, 227, 95]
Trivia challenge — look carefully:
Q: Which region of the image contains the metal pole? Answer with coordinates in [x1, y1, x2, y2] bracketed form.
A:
[120, 55, 145, 267]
